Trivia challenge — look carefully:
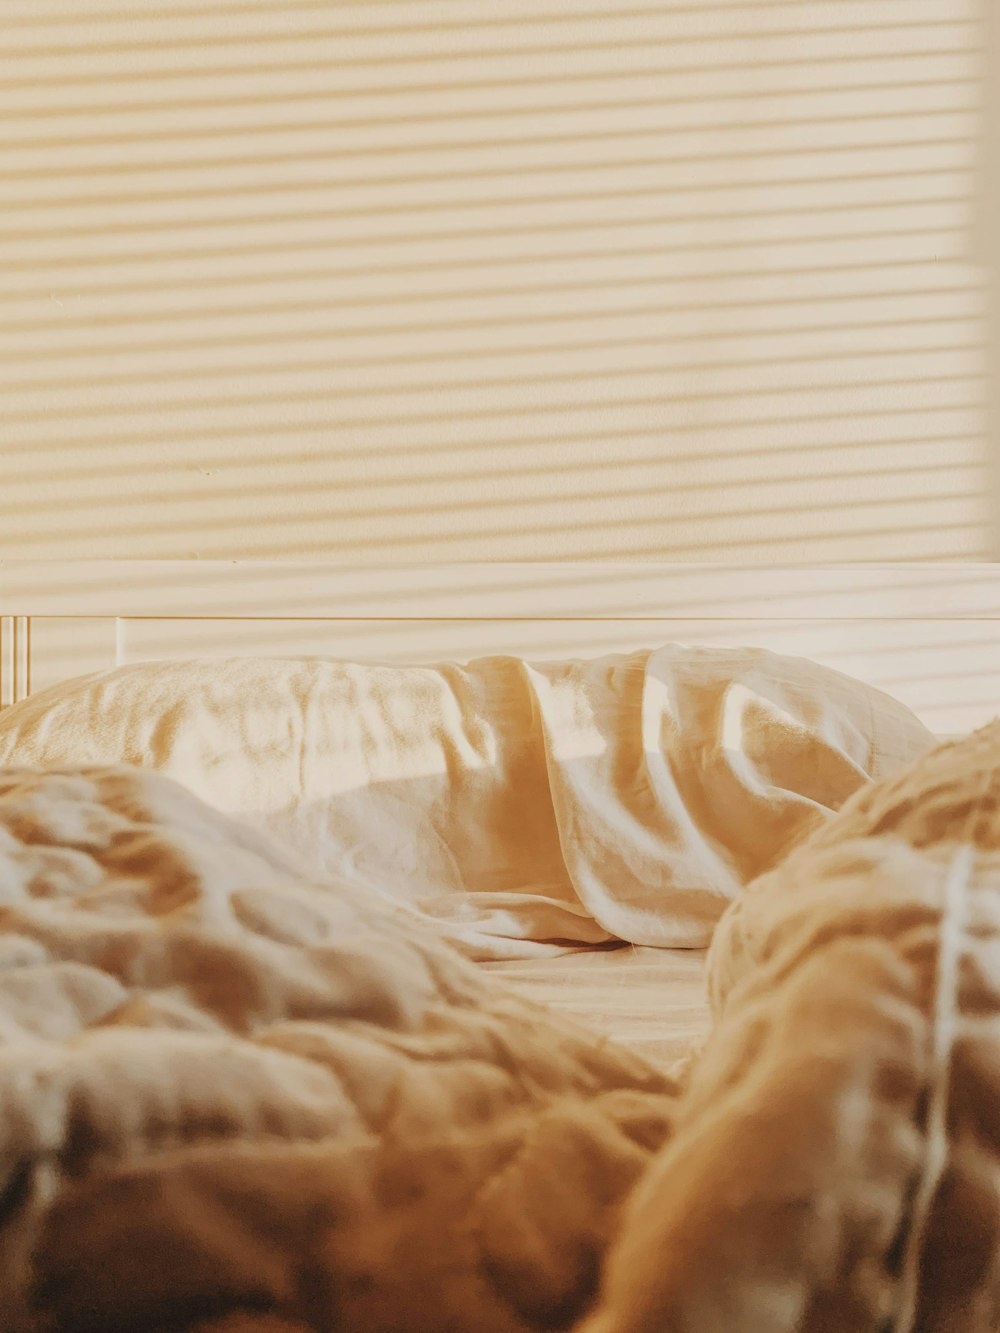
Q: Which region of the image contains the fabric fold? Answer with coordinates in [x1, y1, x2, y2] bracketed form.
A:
[0, 646, 935, 958]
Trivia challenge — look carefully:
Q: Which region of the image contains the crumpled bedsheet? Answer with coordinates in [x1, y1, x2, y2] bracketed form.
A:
[0, 764, 677, 1333]
[583, 719, 1000, 1332]
[0, 648, 936, 960]
[4, 716, 998, 1332]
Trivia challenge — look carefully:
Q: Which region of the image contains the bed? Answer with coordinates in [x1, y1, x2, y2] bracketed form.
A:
[0, 560, 998, 1330]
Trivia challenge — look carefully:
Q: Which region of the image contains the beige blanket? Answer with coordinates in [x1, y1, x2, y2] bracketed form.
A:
[0, 764, 676, 1333]
[584, 719, 1000, 1332]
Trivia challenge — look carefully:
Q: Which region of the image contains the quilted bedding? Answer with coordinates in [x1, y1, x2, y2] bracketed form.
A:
[3, 719, 1000, 1331]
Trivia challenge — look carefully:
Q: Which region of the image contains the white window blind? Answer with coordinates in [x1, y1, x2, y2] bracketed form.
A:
[0, 0, 988, 561]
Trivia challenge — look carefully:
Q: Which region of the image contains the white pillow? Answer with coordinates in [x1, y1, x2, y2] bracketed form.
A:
[0, 647, 936, 959]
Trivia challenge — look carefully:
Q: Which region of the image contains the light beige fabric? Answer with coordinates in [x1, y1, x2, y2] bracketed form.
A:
[0, 647, 935, 959]
[0, 764, 676, 1333]
[483, 946, 710, 1070]
[4, 720, 1000, 1331]
[583, 720, 1000, 1333]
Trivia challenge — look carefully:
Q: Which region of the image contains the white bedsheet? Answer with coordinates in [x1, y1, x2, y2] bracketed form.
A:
[483, 945, 710, 1069]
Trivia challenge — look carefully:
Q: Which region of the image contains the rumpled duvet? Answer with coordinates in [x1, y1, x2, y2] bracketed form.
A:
[0, 764, 676, 1333]
[584, 719, 1000, 1332]
[3, 719, 1000, 1331]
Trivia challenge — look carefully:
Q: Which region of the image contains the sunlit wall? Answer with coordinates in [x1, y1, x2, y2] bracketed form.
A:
[0, 0, 992, 561]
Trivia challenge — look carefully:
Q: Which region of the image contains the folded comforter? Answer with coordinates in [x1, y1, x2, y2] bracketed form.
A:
[3, 718, 1000, 1331]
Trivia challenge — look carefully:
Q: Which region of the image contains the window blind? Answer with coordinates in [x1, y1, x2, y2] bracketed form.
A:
[0, 0, 987, 560]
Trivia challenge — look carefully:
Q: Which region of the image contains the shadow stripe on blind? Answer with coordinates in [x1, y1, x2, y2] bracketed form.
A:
[0, 0, 977, 29]
[5, 117, 980, 181]
[0, 47, 980, 100]
[5, 97, 982, 154]
[8, 75, 978, 130]
[0, 223, 969, 300]
[4, 11, 982, 57]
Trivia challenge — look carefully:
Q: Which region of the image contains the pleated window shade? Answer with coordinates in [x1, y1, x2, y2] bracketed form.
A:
[0, 1, 989, 561]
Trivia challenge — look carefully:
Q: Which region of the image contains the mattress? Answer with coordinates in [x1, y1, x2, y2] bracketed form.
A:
[483, 944, 710, 1069]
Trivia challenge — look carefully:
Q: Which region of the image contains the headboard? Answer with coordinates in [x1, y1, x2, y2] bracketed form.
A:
[1, 561, 997, 737]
